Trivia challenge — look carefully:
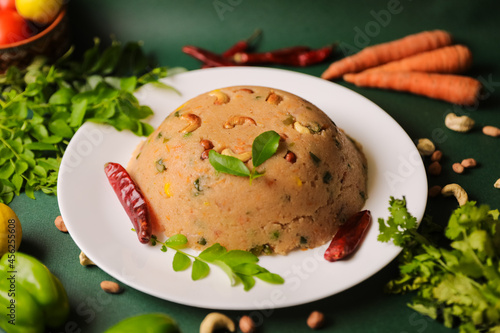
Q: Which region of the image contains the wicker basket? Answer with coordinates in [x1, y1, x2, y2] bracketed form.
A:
[0, 9, 70, 73]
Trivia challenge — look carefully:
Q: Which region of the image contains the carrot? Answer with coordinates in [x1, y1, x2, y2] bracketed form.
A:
[363, 45, 472, 74]
[321, 30, 453, 80]
[343, 71, 481, 105]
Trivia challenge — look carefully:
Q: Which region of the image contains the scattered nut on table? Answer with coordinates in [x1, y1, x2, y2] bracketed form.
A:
[54, 216, 68, 233]
[200, 312, 235, 333]
[239, 315, 255, 333]
[100, 281, 123, 294]
[417, 138, 435, 156]
[461, 158, 477, 168]
[307, 311, 326, 330]
[444, 113, 475, 132]
[428, 185, 442, 198]
[430, 150, 443, 162]
[482, 125, 500, 137]
[441, 183, 468, 206]
[494, 179, 500, 189]
[427, 161, 442, 176]
[79, 251, 95, 266]
[452, 163, 465, 174]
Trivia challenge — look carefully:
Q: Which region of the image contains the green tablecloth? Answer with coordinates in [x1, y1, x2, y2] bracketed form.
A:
[7, 0, 500, 332]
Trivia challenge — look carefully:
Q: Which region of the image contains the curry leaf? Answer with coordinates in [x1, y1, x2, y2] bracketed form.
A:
[252, 130, 280, 167]
[208, 150, 250, 177]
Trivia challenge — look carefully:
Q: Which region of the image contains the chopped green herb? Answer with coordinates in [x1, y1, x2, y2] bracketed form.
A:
[136, 153, 141, 159]
[359, 191, 366, 200]
[150, 234, 283, 291]
[323, 171, 332, 184]
[155, 159, 166, 172]
[174, 111, 181, 117]
[197, 237, 207, 246]
[271, 231, 280, 240]
[282, 114, 295, 126]
[183, 132, 193, 138]
[193, 177, 203, 196]
[309, 152, 321, 166]
[157, 132, 163, 139]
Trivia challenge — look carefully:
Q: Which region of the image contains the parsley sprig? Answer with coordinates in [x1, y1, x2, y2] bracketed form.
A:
[150, 234, 284, 291]
[0, 39, 179, 204]
[209, 130, 280, 183]
[378, 197, 500, 332]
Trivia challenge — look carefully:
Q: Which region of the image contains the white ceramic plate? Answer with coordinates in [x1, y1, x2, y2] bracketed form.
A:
[58, 67, 427, 310]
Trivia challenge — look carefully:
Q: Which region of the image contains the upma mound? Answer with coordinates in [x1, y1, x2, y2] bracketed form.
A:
[127, 86, 367, 255]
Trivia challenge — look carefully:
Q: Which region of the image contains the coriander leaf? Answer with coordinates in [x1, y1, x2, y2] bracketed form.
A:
[172, 252, 191, 272]
[251, 130, 280, 167]
[208, 150, 250, 177]
[192, 259, 210, 281]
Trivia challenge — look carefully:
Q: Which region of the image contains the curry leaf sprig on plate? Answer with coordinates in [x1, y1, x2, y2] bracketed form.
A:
[378, 197, 500, 333]
[208, 130, 281, 183]
[0, 38, 180, 204]
[150, 234, 284, 291]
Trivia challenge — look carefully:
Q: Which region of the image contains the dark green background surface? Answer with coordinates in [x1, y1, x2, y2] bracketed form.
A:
[6, 0, 500, 332]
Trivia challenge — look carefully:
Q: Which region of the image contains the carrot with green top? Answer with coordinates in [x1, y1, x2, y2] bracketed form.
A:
[321, 30, 453, 80]
[363, 45, 472, 74]
[343, 71, 481, 105]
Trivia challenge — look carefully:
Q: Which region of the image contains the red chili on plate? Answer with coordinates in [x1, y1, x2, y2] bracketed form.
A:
[324, 210, 372, 262]
[104, 162, 152, 244]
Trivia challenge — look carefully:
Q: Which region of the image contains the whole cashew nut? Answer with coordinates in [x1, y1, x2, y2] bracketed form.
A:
[444, 113, 475, 132]
[200, 312, 235, 333]
[221, 148, 252, 162]
[79, 251, 95, 266]
[179, 113, 202, 133]
[441, 183, 468, 206]
[223, 116, 256, 129]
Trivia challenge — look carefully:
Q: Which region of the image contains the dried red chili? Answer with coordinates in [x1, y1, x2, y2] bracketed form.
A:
[182, 45, 236, 67]
[104, 162, 152, 244]
[233, 44, 334, 67]
[324, 210, 372, 262]
[222, 29, 262, 58]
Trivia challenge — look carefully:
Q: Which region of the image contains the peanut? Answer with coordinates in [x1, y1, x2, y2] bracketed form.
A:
[427, 161, 442, 176]
[208, 90, 230, 105]
[266, 91, 283, 105]
[200, 139, 214, 150]
[430, 150, 443, 162]
[417, 138, 435, 156]
[307, 311, 326, 330]
[482, 125, 500, 137]
[428, 185, 442, 198]
[444, 113, 475, 132]
[223, 116, 256, 129]
[239, 316, 255, 333]
[441, 183, 468, 206]
[100, 280, 123, 294]
[284, 151, 297, 163]
[179, 113, 201, 133]
[54, 215, 68, 233]
[461, 158, 477, 168]
[200, 149, 211, 160]
[452, 163, 465, 174]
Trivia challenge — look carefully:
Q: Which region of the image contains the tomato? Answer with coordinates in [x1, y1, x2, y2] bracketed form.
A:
[0, 10, 32, 46]
[0, 0, 16, 10]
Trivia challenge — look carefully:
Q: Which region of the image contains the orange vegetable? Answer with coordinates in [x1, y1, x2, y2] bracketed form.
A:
[343, 71, 481, 105]
[363, 45, 472, 74]
[321, 30, 452, 80]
